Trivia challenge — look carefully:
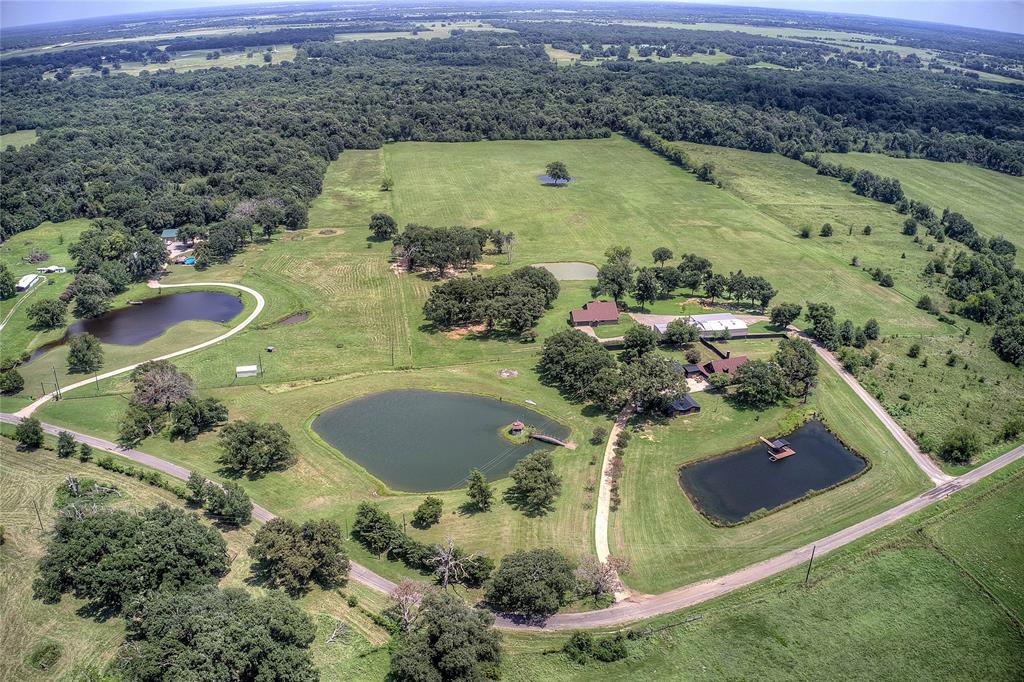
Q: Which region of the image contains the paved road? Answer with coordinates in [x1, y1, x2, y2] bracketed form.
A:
[14, 282, 265, 418]
[7, 413, 1019, 631]
[0, 413, 400, 597]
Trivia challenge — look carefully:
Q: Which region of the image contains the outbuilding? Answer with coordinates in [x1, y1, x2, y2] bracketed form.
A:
[569, 300, 620, 326]
[688, 313, 748, 338]
[15, 274, 40, 291]
[160, 228, 180, 244]
[666, 394, 701, 416]
[700, 355, 749, 377]
[36, 265, 66, 274]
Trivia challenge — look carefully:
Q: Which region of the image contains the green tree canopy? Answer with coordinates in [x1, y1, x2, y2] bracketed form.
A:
[66, 332, 103, 373]
[33, 503, 228, 612]
[505, 451, 561, 516]
[485, 548, 575, 617]
[248, 517, 350, 595]
[118, 586, 317, 682]
[217, 420, 296, 475]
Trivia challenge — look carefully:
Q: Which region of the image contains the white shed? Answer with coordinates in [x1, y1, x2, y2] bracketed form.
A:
[15, 274, 40, 291]
[235, 365, 259, 378]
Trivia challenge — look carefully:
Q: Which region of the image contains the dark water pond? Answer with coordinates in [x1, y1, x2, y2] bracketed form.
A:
[312, 389, 570, 492]
[679, 420, 867, 525]
[29, 291, 243, 362]
[533, 262, 599, 280]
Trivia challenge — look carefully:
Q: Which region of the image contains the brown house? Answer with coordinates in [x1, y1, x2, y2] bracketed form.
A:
[700, 355, 749, 377]
[569, 300, 620, 326]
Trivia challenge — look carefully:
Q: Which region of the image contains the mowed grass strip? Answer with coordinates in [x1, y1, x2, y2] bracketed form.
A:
[611, 359, 929, 594]
[821, 151, 1024, 262]
[500, 463, 1024, 681]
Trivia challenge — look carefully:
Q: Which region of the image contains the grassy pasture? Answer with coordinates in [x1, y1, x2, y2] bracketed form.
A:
[502, 461, 1024, 680]
[0, 438, 392, 681]
[611, 359, 929, 593]
[42, 44, 298, 79]
[0, 129, 37, 149]
[821, 151, 1024, 262]
[335, 22, 513, 42]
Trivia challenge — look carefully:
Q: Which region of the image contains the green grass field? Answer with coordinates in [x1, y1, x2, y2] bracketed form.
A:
[501, 460, 1024, 680]
[0, 129, 37, 149]
[0, 438, 392, 681]
[42, 44, 299, 79]
[821, 151, 1024, 262]
[15, 136, 1018, 592]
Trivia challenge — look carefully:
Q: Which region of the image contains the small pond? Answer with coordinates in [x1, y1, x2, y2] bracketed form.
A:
[533, 262, 598, 280]
[312, 389, 570, 492]
[679, 420, 867, 525]
[29, 291, 244, 362]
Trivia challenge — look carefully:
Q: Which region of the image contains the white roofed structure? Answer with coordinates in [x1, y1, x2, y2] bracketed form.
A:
[15, 274, 40, 291]
[687, 313, 748, 337]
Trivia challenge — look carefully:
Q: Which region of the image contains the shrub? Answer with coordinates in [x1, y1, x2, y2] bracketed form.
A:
[908, 343, 921, 358]
[412, 496, 443, 528]
[819, 223, 833, 237]
[799, 226, 811, 239]
[938, 428, 981, 463]
[590, 427, 608, 445]
[14, 417, 43, 449]
[26, 642, 62, 671]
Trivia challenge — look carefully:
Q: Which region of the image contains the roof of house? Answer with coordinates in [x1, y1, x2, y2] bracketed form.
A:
[668, 395, 700, 412]
[688, 313, 748, 333]
[160, 228, 179, 239]
[570, 300, 619, 325]
[16, 274, 39, 287]
[702, 355, 749, 375]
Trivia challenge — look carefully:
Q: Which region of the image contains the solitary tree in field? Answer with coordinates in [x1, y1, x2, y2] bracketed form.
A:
[651, 247, 673, 265]
[67, 333, 103, 373]
[545, 161, 571, 185]
[466, 468, 493, 511]
[380, 175, 394, 191]
[368, 213, 398, 240]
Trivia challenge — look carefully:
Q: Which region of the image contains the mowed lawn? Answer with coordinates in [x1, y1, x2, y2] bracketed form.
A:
[502, 462, 1024, 681]
[822, 151, 1024, 263]
[386, 136, 946, 336]
[611, 359, 929, 594]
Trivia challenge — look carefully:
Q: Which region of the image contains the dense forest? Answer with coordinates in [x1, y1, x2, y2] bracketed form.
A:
[3, 17, 1024, 241]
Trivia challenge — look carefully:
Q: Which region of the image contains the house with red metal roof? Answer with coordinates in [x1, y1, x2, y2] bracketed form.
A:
[569, 300, 620, 326]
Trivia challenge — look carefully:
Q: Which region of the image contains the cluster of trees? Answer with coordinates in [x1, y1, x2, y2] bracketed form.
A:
[805, 302, 882, 371]
[118, 586, 318, 682]
[394, 224, 488, 277]
[595, 246, 778, 311]
[217, 420, 296, 476]
[185, 473, 253, 526]
[806, 156, 905, 204]
[67, 219, 167, 307]
[5, 17, 1023, 239]
[351, 503, 494, 587]
[733, 338, 820, 408]
[118, 361, 227, 446]
[423, 266, 559, 334]
[33, 503, 228, 612]
[538, 328, 688, 414]
[248, 517, 350, 595]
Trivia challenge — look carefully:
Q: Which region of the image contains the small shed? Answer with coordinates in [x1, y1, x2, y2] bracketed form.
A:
[36, 265, 66, 274]
[160, 228, 179, 243]
[510, 420, 525, 434]
[666, 395, 701, 416]
[16, 274, 40, 291]
[235, 365, 259, 378]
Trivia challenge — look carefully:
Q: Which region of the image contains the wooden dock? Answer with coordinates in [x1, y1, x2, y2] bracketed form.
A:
[760, 436, 797, 461]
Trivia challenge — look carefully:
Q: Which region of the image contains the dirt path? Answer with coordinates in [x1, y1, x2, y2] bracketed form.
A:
[13, 281, 265, 419]
[594, 406, 632, 600]
[795, 330, 952, 485]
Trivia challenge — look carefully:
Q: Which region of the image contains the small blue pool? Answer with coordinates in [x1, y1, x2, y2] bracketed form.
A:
[183, 257, 196, 265]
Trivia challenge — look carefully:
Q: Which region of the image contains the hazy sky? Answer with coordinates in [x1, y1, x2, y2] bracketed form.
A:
[1, 0, 1022, 34]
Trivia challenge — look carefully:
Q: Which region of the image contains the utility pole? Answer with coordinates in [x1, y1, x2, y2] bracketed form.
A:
[51, 366, 62, 400]
[804, 545, 817, 586]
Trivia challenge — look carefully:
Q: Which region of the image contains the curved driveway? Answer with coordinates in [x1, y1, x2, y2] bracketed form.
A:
[6, 283, 1022, 631]
[14, 282, 264, 418]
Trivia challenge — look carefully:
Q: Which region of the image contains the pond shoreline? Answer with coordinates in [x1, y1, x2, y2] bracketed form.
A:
[678, 416, 872, 528]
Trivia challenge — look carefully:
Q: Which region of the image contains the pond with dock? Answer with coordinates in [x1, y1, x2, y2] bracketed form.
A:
[312, 389, 570, 492]
[28, 291, 244, 362]
[679, 419, 867, 525]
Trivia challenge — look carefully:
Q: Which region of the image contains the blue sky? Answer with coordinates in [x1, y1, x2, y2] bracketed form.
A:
[1, 0, 1022, 34]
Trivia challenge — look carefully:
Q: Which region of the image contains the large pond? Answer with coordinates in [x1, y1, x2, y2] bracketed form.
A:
[533, 262, 598, 280]
[312, 389, 571, 492]
[29, 291, 244, 362]
[679, 420, 867, 525]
